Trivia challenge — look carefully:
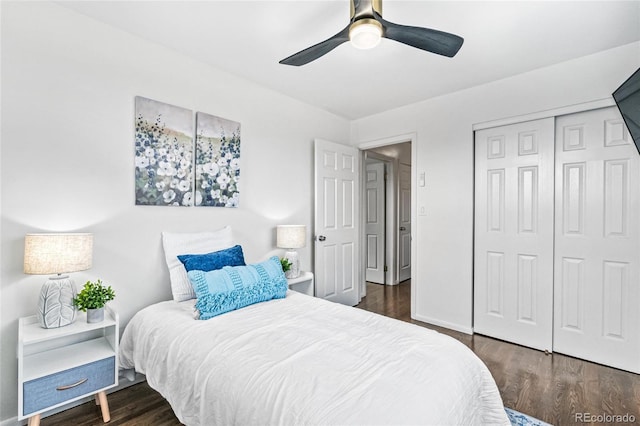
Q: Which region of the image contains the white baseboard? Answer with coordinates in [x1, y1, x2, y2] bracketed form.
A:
[0, 416, 18, 426]
[412, 313, 473, 335]
[1, 372, 146, 426]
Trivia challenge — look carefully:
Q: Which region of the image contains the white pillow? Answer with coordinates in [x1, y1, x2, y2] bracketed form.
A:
[162, 226, 234, 301]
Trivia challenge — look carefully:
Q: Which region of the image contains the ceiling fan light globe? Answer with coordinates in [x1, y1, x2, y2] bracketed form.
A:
[349, 20, 382, 50]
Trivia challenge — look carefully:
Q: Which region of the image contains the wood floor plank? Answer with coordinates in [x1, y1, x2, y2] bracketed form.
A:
[43, 281, 640, 425]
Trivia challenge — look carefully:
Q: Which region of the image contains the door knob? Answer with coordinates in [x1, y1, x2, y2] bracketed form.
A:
[400, 227, 406, 231]
[317, 235, 326, 242]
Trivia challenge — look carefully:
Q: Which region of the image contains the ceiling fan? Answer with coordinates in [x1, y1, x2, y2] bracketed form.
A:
[279, 0, 464, 66]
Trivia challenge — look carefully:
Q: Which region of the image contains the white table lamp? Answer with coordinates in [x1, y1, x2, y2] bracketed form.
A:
[24, 233, 93, 329]
[276, 225, 306, 279]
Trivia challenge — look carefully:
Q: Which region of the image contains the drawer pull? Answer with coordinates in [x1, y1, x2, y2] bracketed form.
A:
[56, 378, 88, 391]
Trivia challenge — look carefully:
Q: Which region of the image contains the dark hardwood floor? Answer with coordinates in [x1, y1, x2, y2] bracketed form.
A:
[43, 281, 640, 425]
[356, 281, 640, 426]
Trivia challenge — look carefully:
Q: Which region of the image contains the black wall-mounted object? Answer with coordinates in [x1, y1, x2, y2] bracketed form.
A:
[613, 67, 640, 155]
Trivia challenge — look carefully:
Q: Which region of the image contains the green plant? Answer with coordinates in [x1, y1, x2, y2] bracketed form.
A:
[280, 257, 292, 272]
[73, 280, 116, 312]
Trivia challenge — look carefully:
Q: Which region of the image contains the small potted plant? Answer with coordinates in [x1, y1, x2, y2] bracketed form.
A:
[73, 279, 116, 323]
[280, 258, 292, 275]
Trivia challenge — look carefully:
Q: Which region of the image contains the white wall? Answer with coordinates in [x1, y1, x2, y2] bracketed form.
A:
[369, 142, 412, 165]
[351, 41, 640, 333]
[0, 1, 350, 421]
[2, 0, 639, 422]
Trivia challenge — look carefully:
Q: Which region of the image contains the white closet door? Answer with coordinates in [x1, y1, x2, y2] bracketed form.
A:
[554, 107, 640, 373]
[474, 118, 555, 351]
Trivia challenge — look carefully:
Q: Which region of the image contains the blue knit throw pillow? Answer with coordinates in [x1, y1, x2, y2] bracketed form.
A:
[178, 245, 245, 272]
[187, 256, 288, 319]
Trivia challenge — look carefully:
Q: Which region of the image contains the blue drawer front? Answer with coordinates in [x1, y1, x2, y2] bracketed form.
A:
[23, 357, 115, 415]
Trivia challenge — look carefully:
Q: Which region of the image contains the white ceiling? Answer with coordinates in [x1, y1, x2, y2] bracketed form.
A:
[57, 1, 640, 120]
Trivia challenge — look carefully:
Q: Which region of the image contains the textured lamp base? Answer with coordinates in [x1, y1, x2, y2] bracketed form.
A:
[284, 250, 300, 279]
[37, 275, 77, 329]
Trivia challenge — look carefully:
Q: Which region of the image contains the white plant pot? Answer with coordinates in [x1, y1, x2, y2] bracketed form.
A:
[87, 307, 104, 323]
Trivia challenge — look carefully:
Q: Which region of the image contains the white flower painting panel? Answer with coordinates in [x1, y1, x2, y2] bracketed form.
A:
[135, 97, 194, 206]
[195, 112, 240, 207]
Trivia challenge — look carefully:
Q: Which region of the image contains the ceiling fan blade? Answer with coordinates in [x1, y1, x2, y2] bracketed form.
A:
[279, 25, 351, 66]
[378, 15, 463, 58]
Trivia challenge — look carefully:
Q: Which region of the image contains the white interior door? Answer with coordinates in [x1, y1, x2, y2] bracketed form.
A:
[398, 163, 411, 282]
[553, 107, 640, 373]
[314, 139, 360, 306]
[365, 161, 385, 284]
[474, 118, 555, 351]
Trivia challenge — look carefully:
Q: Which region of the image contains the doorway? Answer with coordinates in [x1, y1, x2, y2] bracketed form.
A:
[362, 142, 412, 292]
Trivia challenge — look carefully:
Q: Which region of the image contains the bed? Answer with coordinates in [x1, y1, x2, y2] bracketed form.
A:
[120, 290, 510, 425]
[120, 227, 509, 425]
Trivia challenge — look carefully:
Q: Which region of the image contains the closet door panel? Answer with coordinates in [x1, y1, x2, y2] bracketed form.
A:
[474, 118, 555, 351]
[554, 107, 640, 373]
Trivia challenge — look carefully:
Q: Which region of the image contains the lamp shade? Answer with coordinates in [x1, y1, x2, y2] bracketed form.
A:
[276, 225, 306, 249]
[24, 233, 93, 275]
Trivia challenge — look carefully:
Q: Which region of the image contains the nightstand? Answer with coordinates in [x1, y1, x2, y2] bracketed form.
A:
[287, 271, 314, 296]
[18, 307, 119, 426]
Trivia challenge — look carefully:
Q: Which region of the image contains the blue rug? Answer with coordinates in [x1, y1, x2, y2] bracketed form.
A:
[505, 408, 552, 426]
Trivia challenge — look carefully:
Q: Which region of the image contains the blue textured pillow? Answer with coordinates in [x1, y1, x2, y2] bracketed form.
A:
[178, 245, 245, 272]
[187, 256, 288, 319]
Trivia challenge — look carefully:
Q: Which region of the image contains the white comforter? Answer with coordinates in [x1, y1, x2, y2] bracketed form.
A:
[120, 291, 510, 426]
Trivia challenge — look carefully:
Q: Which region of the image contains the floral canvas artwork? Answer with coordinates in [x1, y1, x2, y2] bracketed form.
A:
[135, 97, 194, 206]
[195, 112, 241, 207]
